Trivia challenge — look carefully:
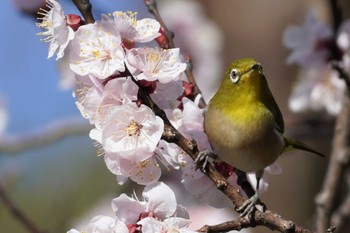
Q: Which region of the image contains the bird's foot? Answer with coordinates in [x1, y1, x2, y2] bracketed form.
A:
[236, 193, 260, 218]
[193, 150, 216, 171]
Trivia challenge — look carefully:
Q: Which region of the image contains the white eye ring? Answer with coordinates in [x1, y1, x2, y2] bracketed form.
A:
[230, 68, 240, 83]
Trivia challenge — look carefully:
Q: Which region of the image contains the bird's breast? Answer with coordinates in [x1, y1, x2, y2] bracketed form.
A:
[204, 104, 284, 172]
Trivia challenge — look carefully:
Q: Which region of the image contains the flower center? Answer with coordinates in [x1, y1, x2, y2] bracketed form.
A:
[126, 120, 143, 137]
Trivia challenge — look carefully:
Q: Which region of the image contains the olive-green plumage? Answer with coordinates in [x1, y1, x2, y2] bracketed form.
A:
[204, 58, 323, 215]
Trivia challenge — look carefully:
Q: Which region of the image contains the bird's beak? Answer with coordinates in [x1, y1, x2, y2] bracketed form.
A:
[246, 63, 263, 75]
[251, 63, 262, 71]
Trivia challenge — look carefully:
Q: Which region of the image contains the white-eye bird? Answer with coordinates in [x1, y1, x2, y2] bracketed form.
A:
[203, 58, 324, 216]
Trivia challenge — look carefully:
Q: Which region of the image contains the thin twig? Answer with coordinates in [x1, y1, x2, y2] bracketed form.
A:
[197, 218, 252, 232]
[316, 90, 350, 232]
[0, 118, 92, 154]
[0, 184, 47, 233]
[144, 0, 174, 48]
[71, 0, 95, 24]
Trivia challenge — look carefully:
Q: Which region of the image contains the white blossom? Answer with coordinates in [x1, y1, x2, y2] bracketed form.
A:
[70, 21, 125, 79]
[103, 11, 160, 43]
[104, 152, 161, 185]
[283, 10, 332, 68]
[126, 47, 187, 83]
[112, 182, 190, 224]
[138, 217, 195, 233]
[150, 80, 184, 109]
[288, 67, 345, 115]
[101, 103, 164, 162]
[67, 215, 128, 233]
[36, 0, 74, 60]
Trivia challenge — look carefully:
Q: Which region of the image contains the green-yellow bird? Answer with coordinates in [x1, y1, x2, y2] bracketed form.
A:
[203, 58, 323, 216]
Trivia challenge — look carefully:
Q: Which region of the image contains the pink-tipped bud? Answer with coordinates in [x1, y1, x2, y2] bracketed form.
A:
[66, 14, 84, 31]
[156, 27, 170, 49]
[178, 81, 195, 101]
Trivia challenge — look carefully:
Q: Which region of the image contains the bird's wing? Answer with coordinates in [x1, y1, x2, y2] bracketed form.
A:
[261, 76, 285, 133]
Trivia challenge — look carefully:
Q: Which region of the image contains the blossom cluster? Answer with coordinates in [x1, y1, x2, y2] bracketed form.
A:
[36, 0, 281, 231]
[68, 182, 196, 233]
[283, 10, 350, 115]
[37, 0, 189, 185]
[37, 0, 280, 207]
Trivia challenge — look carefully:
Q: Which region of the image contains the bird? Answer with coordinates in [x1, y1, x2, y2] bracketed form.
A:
[202, 58, 324, 216]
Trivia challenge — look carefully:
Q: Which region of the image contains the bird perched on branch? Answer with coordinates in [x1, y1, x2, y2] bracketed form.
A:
[201, 58, 324, 216]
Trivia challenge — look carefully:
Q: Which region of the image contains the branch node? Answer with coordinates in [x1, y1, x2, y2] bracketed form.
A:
[216, 179, 227, 190]
[162, 124, 179, 143]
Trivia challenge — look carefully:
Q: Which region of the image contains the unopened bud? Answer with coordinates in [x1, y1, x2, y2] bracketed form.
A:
[66, 14, 84, 31]
[156, 27, 170, 49]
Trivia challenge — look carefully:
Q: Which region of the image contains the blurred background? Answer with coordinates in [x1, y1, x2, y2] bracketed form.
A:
[0, 0, 349, 232]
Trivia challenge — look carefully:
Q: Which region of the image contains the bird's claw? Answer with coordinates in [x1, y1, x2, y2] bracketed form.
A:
[236, 193, 259, 218]
[193, 150, 214, 171]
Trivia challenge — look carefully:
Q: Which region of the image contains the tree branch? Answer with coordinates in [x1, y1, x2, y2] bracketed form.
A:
[331, 183, 350, 233]
[0, 184, 47, 233]
[71, 0, 95, 24]
[316, 90, 350, 232]
[0, 118, 91, 154]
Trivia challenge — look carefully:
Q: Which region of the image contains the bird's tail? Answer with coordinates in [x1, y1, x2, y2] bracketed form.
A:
[283, 137, 325, 157]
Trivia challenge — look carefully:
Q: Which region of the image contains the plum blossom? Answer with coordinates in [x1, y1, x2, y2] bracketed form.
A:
[283, 11, 349, 115]
[68, 183, 190, 233]
[150, 80, 184, 109]
[288, 67, 346, 115]
[74, 75, 138, 125]
[337, 19, 350, 74]
[70, 21, 125, 78]
[112, 182, 192, 232]
[68, 215, 128, 233]
[98, 77, 139, 126]
[103, 11, 160, 44]
[283, 10, 333, 68]
[36, 0, 75, 60]
[181, 155, 234, 208]
[74, 74, 104, 124]
[167, 97, 211, 151]
[99, 104, 164, 162]
[127, 47, 187, 83]
[104, 152, 162, 185]
[138, 217, 194, 233]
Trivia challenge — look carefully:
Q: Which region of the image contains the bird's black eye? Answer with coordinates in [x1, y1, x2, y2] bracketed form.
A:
[229, 68, 240, 83]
